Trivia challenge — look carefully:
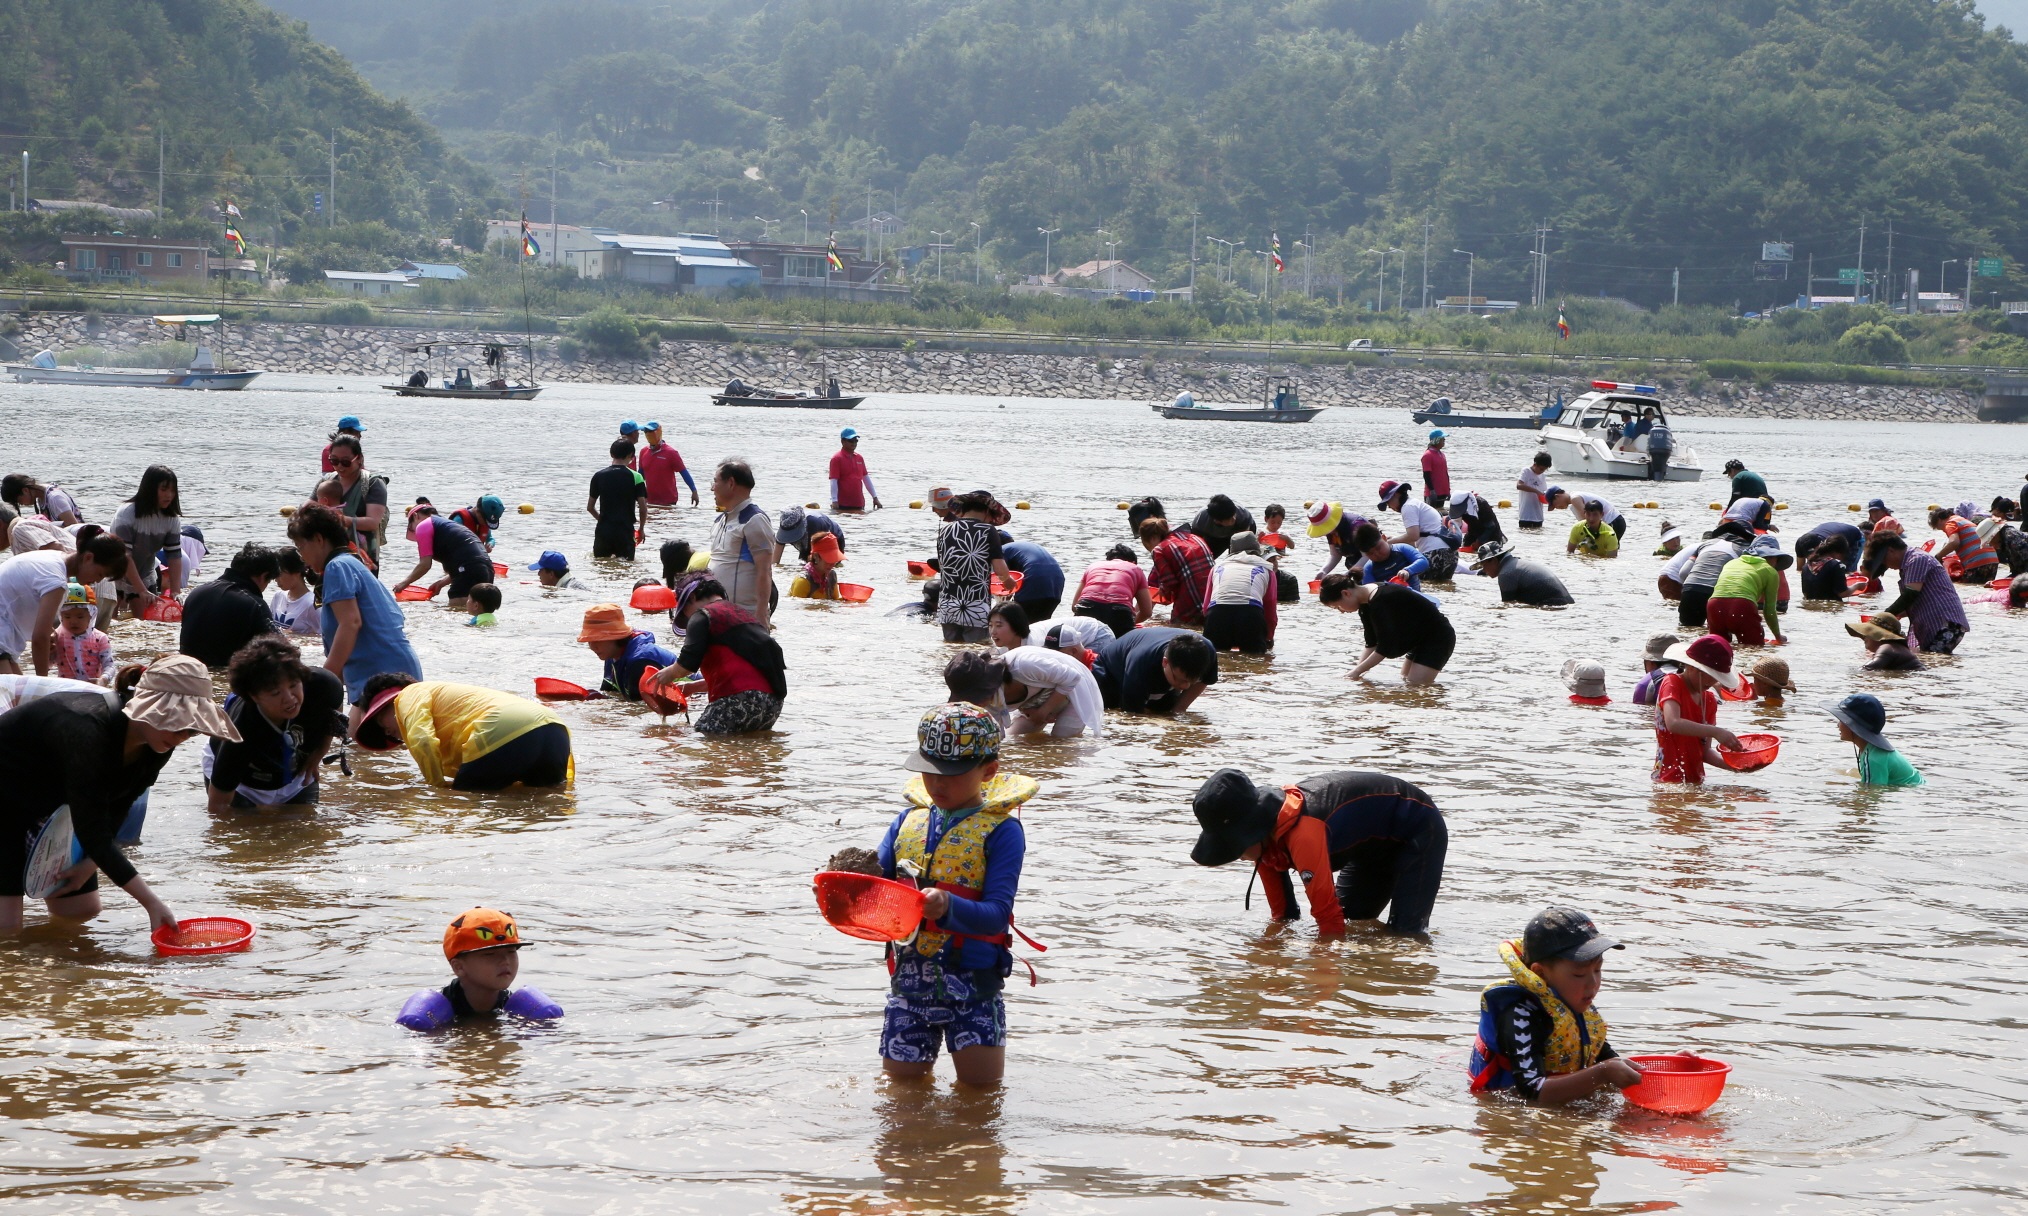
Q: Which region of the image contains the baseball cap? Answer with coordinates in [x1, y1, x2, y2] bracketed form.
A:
[840, 427, 860, 441]
[1657, 521, 1683, 545]
[927, 486, 955, 513]
[619, 419, 640, 436]
[1428, 429, 1446, 441]
[528, 550, 570, 573]
[809, 532, 844, 564]
[337, 414, 364, 432]
[1521, 906, 1624, 964]
[643, 420, 663, 433]
[443, 907, 526, 959]
[903, 701, 1003, 774]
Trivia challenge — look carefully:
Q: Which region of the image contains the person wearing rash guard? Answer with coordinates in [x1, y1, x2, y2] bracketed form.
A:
[577, 603, 676, 701]
[827, 428, 882, 512]
[1466, 907, 1641, 1106]
[396, 907, 563, 1031]
[1189, 767, 1448, 935]
[638, 422, 699, 507]
[391, 505, 493, 608]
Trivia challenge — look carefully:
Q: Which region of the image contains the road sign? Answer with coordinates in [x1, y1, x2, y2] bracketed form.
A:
[1754, 261, 1789, 281]
[1761, 242, 1794, 263]
[1977, 257, 2004, 278]
[1837, 267, 1861, 284]
[313, 192, 323, 215]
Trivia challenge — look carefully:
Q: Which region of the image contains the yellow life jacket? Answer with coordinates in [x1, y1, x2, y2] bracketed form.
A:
[1474, 938, 1609, 1081]
[893, 804, 1012, 959]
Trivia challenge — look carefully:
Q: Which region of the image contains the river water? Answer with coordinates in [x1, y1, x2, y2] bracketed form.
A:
[2, 374, 2026, 1213]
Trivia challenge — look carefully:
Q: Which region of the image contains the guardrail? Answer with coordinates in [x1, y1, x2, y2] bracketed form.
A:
[3, 284, 2021, 379]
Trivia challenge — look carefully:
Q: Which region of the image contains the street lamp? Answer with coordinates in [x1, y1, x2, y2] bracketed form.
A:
[969, 221, 982, 285]
[798, 209, 808, 244]
[754, 215, 778, 240]
[1038, 226, 1060, 279]
[1365, 247, 1386, 312]
[931, 230, 951, 278]
[1208, 236, 1235, 283]
[1390, 248, 1405, 311]
[1453, 249, 1475, 311]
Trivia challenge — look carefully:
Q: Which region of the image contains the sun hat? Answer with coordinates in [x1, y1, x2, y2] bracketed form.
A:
[1744, 534, 1793, 569]
[619, 419, 640, 436]
[1562, 658, 1609, 699]
[1866, 497, 1891, 512]
[1226, 531, 1262, 555]
[1658, 521, 1684, 545]
[1470, 537, 1513, 571]
[125, 654, 241, 740]
[840, 427, 860, 441]
[776, 505, 811, 545]
[1376, 479, 1412, 509]
[1190, 767, 1284, 867]
[1521, 906, 1624, 964]
[1823, 693, 1894, 751]
[61, 582, 96, 608]
[477, 494, 505, 525]
[1305, 501, 1344, 537]
[1750, 655, 1796, 691]
[354, 685, 407, 749]
[1844, 615, 1907, 644]
[443, 907, 525, 960]
[904, 701, 1003, 775]
[1663, 634, 1742, 690]
[577, 603, 636, 643]
[643, 420, 663, 433]
[1428, 429, 1447, 441]
[1643, 632, 1680, 662]
[336, 414, 364, 432]
[927, 486, 955, 514]
[809, 532, 844, 564]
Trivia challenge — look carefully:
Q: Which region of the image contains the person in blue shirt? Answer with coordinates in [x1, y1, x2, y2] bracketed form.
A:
[1093, 627, 1218, 714]
[1795, 520, 1867, 599]
[1351, 522, 1430, 591]
[1000, 539, 1065, 620]
[577, 603, 675, 701]
[286, 503, 421, 725]
[875, 702, 1035, 1088]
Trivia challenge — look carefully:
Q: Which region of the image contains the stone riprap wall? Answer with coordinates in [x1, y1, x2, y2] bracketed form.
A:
[9, 311, 1985, 422]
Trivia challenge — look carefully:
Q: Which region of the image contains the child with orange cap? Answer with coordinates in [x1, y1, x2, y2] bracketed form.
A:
[789, 531, 846, 599]
[578, 603, 675, 700]
[396, 907, 564, 1030]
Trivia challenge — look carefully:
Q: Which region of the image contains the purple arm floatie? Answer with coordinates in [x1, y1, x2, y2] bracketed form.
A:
[502, 985, 563, 1020]
[396, 990, 454, 1031]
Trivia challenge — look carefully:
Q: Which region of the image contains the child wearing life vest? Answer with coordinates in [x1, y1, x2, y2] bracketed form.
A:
[1824, 693, 1924, 787]
[875, 702, 1037, 1087]
[789, 531, 845, 599]
[1467, 907, 1642, 1105]
[395, 907, 564, 1031]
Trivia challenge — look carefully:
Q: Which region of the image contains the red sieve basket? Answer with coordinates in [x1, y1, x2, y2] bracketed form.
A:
[1717, 733, 1781, 772]
[1622, 1054, 1731, 1115]
[813, 872, 925, 942]
[990, 571, 1026, 597]
[153, 916, 256, 956]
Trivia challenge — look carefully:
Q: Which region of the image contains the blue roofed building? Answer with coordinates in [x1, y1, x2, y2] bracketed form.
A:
[565, 231, 760, 295]
[399, 260, 469, 281]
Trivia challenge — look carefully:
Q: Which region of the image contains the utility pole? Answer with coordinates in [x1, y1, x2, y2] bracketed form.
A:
[1672, 267, 1680, 307]
[1365, 247, 1385, 311]
[329, 129, 336, 228]
[1855, 220, 1866, 302]
[1882, 220, 1894, 309]
[549, 150, 558, 268]
[1302, 226, 1313, 296]
[1421, 213, 1431, 310]
[1806, 252, 1814, 305]
[157, 128, 164, 215]
[1453, 248, 1475, 309]
[21, 150, 28, 212]
[1188, 210, 1198, 300]
[1392, 248, 1405, 311]
[1038, 226, 1059, 279]
[970, 221, 982, 285]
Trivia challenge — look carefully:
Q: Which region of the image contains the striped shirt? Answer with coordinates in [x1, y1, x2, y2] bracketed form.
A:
[1899, 549, 1969, 649]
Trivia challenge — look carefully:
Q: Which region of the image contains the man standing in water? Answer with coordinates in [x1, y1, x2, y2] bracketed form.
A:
[638, 422, 698, 508]
[587, 440, 647, 561]
[1421, 431, 1451, 511]
[828, 429, 881, 513]
[710, 459, 774, 632]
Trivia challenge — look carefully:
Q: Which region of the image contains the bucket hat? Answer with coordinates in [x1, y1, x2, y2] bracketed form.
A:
[577, 603, 636, 643]
[1190, 767, 1283, 867]
[1305, 501, 1343, 538]
[776, 505, 811, 545]
[1469, 537, 1513, 571]
[1745, 534, 1793, 569]
[1226, 531, 1261, 555]
[443, 907, 526, 959]
[1663, 634, 1741, 690]
[1561, 658, 1609, 699]
[1750, 656, 1796, 691]
[1823, 693, 1894, 751]
[125, 654, 240, 740]
[1643, 632, 1680, 662]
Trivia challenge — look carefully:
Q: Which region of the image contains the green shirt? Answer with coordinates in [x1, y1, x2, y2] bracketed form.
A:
[1568, 520, 1619, 555]
[1730, 470, 1768, 502]
[1858, 744, 1922, 786]
[1711, 554, 1781, 632]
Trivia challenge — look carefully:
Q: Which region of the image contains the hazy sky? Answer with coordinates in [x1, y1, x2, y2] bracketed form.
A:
[1984, 0, 2028, 32]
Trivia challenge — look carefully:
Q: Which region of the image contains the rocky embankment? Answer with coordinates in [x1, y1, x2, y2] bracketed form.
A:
[9, 311, 1985, 422]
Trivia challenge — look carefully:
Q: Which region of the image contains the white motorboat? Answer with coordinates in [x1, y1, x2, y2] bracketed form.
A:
[1539, 381, 1704, 482]
[6, 314, 261, 390]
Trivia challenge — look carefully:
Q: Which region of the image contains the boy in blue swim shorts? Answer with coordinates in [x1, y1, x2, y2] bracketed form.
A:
[875, 702, 1036, 1087]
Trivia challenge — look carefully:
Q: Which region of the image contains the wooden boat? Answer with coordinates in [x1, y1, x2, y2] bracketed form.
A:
[1412, 397, 1550, 429]
[384, 340, 540, 400]
[7, 314, 260, 389]
[1155, 376, 1323, 422]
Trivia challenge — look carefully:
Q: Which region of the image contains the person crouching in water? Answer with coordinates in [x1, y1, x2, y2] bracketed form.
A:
[876, 703, 1037, 1088]
[1467, 907, 1642, 1105]
[790, 531, 845, 599]
[1188, 767, 1447, 935]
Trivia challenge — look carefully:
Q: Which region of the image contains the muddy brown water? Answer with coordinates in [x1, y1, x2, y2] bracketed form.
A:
[2, 376, 2026, 1212]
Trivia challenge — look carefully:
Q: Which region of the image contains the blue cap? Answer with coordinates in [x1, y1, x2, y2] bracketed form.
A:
[1547, 485, 1565, 501]
[619, 420, 640, 436]
[477, 494, 505, 524]
[644, 420, 663, 432]
[337, 415, 364, 432]
[840, 427, 860, 441]
[528, 550, 569, 573]
[1429, 429, 1446, 440]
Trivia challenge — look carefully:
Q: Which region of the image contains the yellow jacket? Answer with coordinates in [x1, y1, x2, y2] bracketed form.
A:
[394, 681, 571, 786]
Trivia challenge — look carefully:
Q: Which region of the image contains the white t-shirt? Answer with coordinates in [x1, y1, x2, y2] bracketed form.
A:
[1397, 499, 1449, 554]
[0, 552, 72, 660]
[1568, 493, 1619, 524]
[1661, 540, 1709, 583]
[1043, 616, 1115, 656]
[267, 587, 320, 636]
[1003, 646, 1104, 739]
[1517, 468, 1550, 523]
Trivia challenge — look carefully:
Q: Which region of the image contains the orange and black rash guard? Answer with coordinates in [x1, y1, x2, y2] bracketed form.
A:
[1252, 771, 1443, 937]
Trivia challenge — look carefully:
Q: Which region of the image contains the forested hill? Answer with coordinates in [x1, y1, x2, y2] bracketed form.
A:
[0, 0, 492, 238]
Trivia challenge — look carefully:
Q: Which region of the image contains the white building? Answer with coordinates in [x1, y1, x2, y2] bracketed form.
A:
[324, 270, 417, 296]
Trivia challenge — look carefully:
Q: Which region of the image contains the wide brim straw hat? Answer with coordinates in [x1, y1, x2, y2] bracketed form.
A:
[1662, 638, 1742, 690]
[1751, 656, 1797, 691]
[125, 654, 240, 740]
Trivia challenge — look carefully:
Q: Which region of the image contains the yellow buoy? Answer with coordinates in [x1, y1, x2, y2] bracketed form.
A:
[1303, 500, 1315, 509]
[1709, 502, 1722, 510]
[806, 502, 820, 509]
[1775, 502, 1788, 510]
[1015, 501, 1030, 510]
[518, 503, 535, 514]
[1848, 503, 1862, 511]
[909, 500, 924, 509]
[1116, 501, 1130, 509]
[279, 505, 295, 516]
[1497, 499, 1512, 508]
[1928, 503, 1939, 511]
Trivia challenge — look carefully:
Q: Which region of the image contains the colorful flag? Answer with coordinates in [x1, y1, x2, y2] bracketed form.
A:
[223, 225, 246, 255]
[520, 213, 541, 258]
[1556, 308, 1570, 339]
[1271, 231, 1284, 274]
[223, 200, 242, 218]
[826, 235, 844, 272]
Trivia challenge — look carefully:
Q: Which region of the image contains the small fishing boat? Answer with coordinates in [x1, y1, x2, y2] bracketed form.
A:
[385, 340, 541, 400]
[1154, 377, 1323, 423]
[1411, 395, 1557, 430]
[1540, 380, 1705, 482]
[6, 314, 261, 390]
[712, 373, 863, 409]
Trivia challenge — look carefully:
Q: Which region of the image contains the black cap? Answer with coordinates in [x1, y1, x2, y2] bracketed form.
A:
[942, 650, 1006, 708]
[1190, 768, 1283, 867]
[1521, 906, 1624, 964]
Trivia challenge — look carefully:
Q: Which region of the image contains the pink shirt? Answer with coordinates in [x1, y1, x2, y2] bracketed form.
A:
[1076, 559, 1149, 605]
[639, 442, 687, 506]
[1421, 447, 1451, 497]
[413, 515, 440, 561]
[829, 449, 869, 510]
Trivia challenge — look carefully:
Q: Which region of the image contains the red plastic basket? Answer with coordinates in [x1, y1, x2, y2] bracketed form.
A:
[907, 560, 935, 578]
[394, 586, 435, 602]
[1717, 733, 1781, 772]
[1622, 1054, 1731, 1115]
[637, 667, 687, 716]
[533, 677, 592, 701]
[837, 582, 875, 602]
[813, 872, 925, 942]
[990, 571, 1026, 597]
[630, 584, 677, 611]
[153, 916, 256, 956]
